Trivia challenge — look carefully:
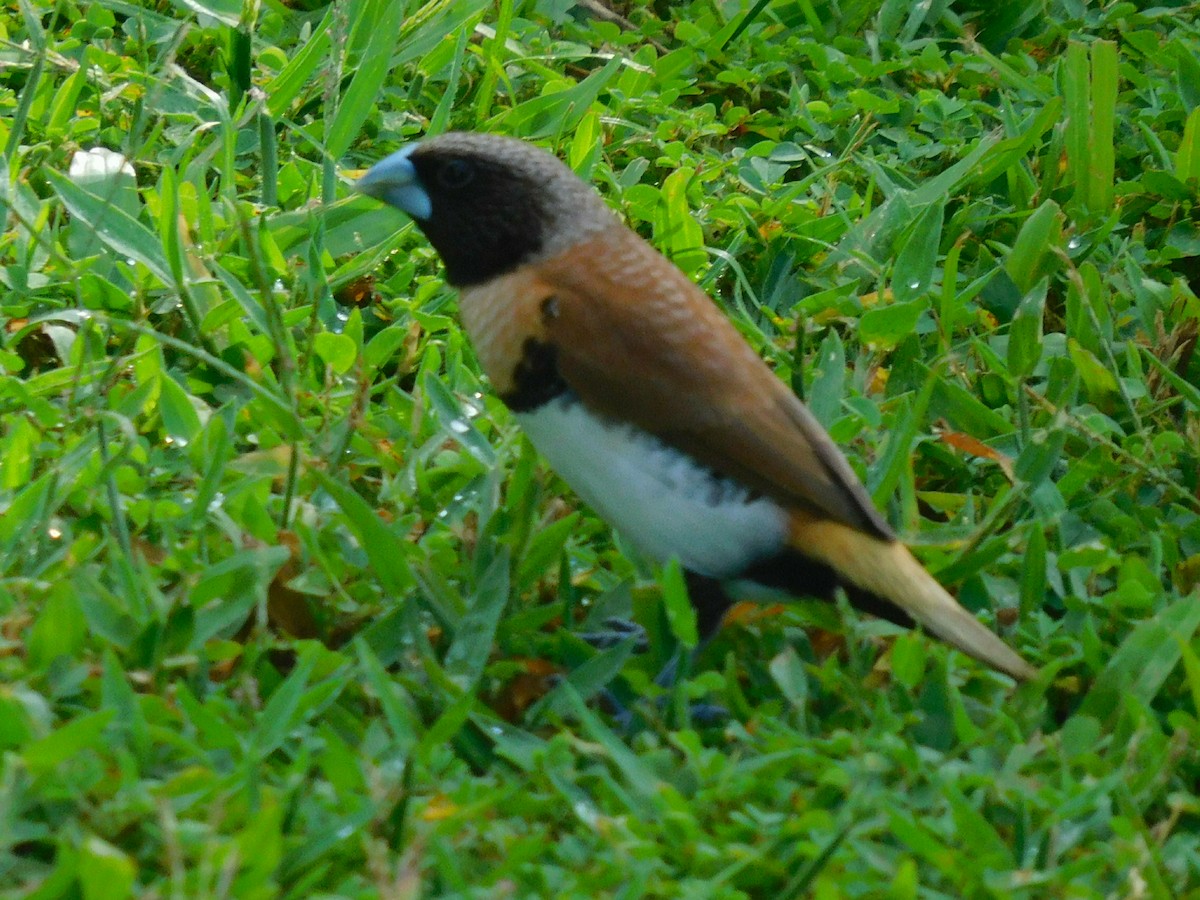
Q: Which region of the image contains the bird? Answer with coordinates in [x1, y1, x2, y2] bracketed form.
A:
[357, 132, 1036, 682]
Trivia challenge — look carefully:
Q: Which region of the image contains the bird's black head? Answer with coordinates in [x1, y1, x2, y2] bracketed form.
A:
[358, 133, 616, 287]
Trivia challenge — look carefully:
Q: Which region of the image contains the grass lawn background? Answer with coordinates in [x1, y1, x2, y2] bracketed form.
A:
[2, 0, 1200, 896]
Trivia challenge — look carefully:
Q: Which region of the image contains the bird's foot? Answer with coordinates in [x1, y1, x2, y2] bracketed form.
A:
[577, 616, 650, 653]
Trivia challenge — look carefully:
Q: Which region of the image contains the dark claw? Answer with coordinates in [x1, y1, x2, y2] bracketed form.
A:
[577, 616, 650, 652]
[576, 618, 732, 729]
[682, 701, 730, 726]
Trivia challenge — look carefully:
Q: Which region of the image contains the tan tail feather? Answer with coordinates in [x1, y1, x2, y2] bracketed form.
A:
[790, 517, 1037, 681]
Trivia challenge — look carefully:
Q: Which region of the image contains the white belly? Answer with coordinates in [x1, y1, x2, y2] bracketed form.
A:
[516, 397, 789, 578]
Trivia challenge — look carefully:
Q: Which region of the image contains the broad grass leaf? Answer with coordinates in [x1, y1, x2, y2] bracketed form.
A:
[417, 690, 477, 761]
[1143, 348, 1200, 411]
[252, 648, 318, 757]
[942, 782, 1012, 869]
[26, 585, 87, 670]
[807, 330, 845, 430]
[832, 133, 1001, 276]
[174, 0, 240, 26]
[558, 683, 664, 816]
[324, 0, 408, 159]
[654, 167, 706, 276]
[1020, 523, 1048, 617]
[364, 327, 411, 372]
[191, 546, 291, 643]
[1176, 108, 1200, 183]
[314, 471, 415, 596]
[356, 638, 422, 752]
[429, 26, 470, 135]
[1087, 41, 1118, 214]
[47, 169, 171, 284]
[156, 373, 203, 445]
[868, 377, 933, 504]
[22, 711, 115, 776]
[313, 331, 357, 375]
[471, 712, 547, 771]
[444, 549, 511, 690]
[889, 633, 927, 690]
[494, 55, 623, 138]
[662, 558, 699, 649]
[79, 837, 136, 900]
[859, 300, 926, 347]
[1006, 202, 1062, 295]
[1079, 593, 1200, 724]
[769, 644, 810, 714]
[1007, 279, 1048, 378]
[1067, 339, 1121, 409]
[424, 372, 495, 465]
[1013, 427, 1066, 489]
[892, 198, 944, 303]
[516, 512, 580, 593]
[101, 648, 147, 756]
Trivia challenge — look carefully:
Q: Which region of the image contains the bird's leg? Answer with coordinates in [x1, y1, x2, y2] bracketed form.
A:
[688, 569, 736, 642]
[583, 571, 734, 730]
[576, 616, 650, 652]
[654, 571, 732, 727]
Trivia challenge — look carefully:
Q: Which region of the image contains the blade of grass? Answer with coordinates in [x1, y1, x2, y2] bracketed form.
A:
[1088, 40, 1118, 215]
[1143, 347, 1200, 411]
[722, 0, 774, 49]
[1078, 592, 1200, 724]
[325, 0, 410, 159]
[892, 196, 945, 303]
[1006, 201, 1063, 295]
[1176, 107, 1200, 183]
[311, 470, 416, 597]
[473, 0, 514, 121]
[46, 169, 172, 285]
[443, 549, 511, 690]
[4, 0, 49, 162]
[430, 25, 471, 135]
[1063, 42, 1090, 211]
[265, 11, 332, 118]
[558, 683, 664, 815]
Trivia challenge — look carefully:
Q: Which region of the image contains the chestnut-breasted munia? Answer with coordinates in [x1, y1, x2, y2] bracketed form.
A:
[358, 132, 1035, 681]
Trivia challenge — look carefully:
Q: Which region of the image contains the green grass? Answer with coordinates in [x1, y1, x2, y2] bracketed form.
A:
[2, 0, 1200, 896]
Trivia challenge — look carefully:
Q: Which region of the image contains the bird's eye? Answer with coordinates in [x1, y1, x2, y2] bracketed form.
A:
[437, 158, 476, 189]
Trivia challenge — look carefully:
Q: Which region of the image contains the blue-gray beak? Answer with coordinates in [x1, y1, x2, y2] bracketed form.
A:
[356, 146, 433, 220]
